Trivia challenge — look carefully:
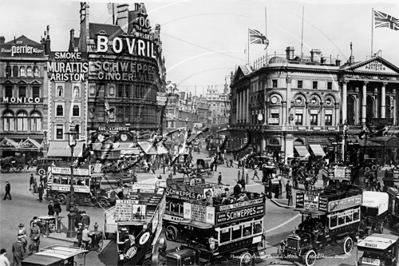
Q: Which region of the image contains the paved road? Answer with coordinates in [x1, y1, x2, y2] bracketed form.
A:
[1, 149, 387, 266]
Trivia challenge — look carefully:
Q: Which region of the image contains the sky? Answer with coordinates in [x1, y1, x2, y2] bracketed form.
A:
[1, 0, 399, 96]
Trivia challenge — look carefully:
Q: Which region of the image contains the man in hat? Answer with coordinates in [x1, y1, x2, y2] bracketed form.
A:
[81, 211, 91, 227]
[17, 223, 28, 253]
[76, 223, 83, 247]
[218, 172, 222, 185]
[48, 200, 55, 216]
[38, 183, 44, 202]
[29, 221, 40, 254]
[3, 181, 11, 200]
[29, 174, 34, 191]
[81, 225, 91, 249]
[12, 237, 24, 266]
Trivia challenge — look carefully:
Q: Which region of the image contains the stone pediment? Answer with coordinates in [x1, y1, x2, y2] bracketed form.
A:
[344, 56, 399, 75]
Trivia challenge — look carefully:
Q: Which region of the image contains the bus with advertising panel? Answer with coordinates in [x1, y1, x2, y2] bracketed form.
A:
[161, 179, 266, 266]
[279, 183, 363, 266]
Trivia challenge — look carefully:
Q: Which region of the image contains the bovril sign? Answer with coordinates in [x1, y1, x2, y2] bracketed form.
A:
[2, 97, 41, 104]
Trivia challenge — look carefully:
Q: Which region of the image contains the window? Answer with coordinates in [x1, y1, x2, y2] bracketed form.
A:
[20, 67, 26, 77]
[56, 104, 64, 116]
[310, 114, 318, 125]
[232, 225, 241, 240]
[30, 111, 42, 132]
[295, 114, 303, 125]
[13, 66, 18, 77]
[327, 82, 332, 90]
[272, 80, 278, 88]
[298, 80, 303, 89]
[72, 105, 80, 116]
[27, 67, 33, 77]
[330, 215, 337, 228]
[32, 86, 40, 98]
[34, 66, 39, 77]
[220, 228, 230, 243]
[3, 111, 14, 132]
[19, 86, 26, 98]
[57, 85, 64, 97]
[109, 85, 115, 96]
[75, 125, 80, 138]
[73, 86, 80, 97]
[125, 106, 131, 122]
[118, 85, 123, 97]
[5, 65, 11, 77]
[117, 106, 124, 122]
[325, 114, 332, 126]
[56, 124, 64, 140]
[90, 85, 95, 95]
[312, 81, 318, 89]
[5, 86, 13, 98]
[125, 85, 130, 98]
[16, 111, 28, 131]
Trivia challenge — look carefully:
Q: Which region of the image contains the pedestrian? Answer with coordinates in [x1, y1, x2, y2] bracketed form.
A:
[33, 178, 38, 193]
[76, 223, 83, 247]
[253, 168, 260, 180]
[75, 211, 82, 229]
[285, 181, 291, 198]
[0, 248, 10, 266]
[218, 172, 222, 185]
[233, 182, 242, 197]
[230, 159, 233, 168]
[29, 174, 34, 191]
[240, 176, 246, 191]
[54, 199, 62, 218]
[17, 223, 28, 253]
[29, 221, 40, 254]
[39, 175, 44, 184]
[81, 211, 91, 227]
[38, 183, 44, 202]
[12, 237, 24, 266]
[3, 181, 11, 200]
[81, 225, 91, 249]
[132, 171, 138, 184]
[213, 157, 218, 172]
[48, 200, 55, 216]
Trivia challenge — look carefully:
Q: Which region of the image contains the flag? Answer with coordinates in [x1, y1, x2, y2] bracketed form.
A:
[249, 29, 269, 46]
[374, 10, 399, 31]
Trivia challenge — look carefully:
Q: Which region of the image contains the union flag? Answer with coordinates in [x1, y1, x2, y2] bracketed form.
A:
[249, 29, 269, 46]
[374, 10, 399, 31]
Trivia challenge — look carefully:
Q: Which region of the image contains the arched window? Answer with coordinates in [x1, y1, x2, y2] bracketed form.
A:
[26, 67, 33, 77]
[16, 111, 28, 132]
[13, 66, 18, 77]
[56, 105, 64, 116]
[20, 67, 26, 77]
[5, 65, 11, 77]
[366, 96, 374, 121]
[34, 66, 39, 77]
[347, 96, 355, 125]
[30, 111, 42, 132]
[3, 111, 14, 132]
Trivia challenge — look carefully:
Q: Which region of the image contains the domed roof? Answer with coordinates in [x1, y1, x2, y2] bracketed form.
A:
[269, 56, 288, 64]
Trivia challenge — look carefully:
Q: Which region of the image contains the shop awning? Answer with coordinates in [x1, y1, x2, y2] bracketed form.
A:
[294, 146, 310, 157]
[309, 144, 325, 157]
[0, 137, 19, 148]
[47, 141, 84, 157]
[137, 141, 157, 155]
[156, 142, 169, 155]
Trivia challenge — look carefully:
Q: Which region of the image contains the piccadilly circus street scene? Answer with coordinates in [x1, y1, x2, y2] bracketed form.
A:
[0, 0, 399, 265]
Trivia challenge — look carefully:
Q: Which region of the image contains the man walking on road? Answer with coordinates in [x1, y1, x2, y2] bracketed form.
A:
[3, 180, 11, 200]
[38, 183, 44, 202]
[252, 168, 260, 180]
[218, 172, 222, 185]
[29, 174, 34, 191]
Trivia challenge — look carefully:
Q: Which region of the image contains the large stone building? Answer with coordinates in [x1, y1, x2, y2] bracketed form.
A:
[206, 82, 230, 127]
[0, 31, 50, 159]
[230, 46, 399, 163]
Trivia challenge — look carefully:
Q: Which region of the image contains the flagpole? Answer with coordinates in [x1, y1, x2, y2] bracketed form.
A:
[301, 6, 304, 60]
[371, 8, 374, 57]
[265, 7, 268, 66]
[247, 28, 250, 65]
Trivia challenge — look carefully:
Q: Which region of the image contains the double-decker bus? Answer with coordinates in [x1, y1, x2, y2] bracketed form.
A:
[279, 183, 363, 266]
[161, 178, 266, 266]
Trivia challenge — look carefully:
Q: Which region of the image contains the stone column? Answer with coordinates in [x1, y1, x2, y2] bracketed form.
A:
[286, 76, 292, 126]
[381, 82, 387, 118]
[282, 102, 287, 126]
[247, 89, 250, 123]
[304, 103, 309, 127]
[342, 80, 348, 124]
[335, 103, 340, 126]
[264, 102, 268, 125]
[238, 91, 242, 122]
[362, 81, 368, 125]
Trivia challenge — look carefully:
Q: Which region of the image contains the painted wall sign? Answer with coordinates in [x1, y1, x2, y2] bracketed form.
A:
[1, 45, 43, 57]
[2, 97, 41, 104]
[96, 36, 157, 59]
[357, 62, 397, 74]
[90, 60, 156, 82]
[51, 167, 89, 176]
[48, 52, 88, 81]
[165, 188, 204, 201]
[216, 205, 264, 224]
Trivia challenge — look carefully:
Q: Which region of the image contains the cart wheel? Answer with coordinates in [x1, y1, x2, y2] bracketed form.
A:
[16, 164, 24, 173]
[343, 236, 354, 255]
[165, 225, 178, 241]
[98, 198, 109, 209]
[1, 164, 11, 173]
[96, 239, 104, 253]
[239, 251, 253, 266]
[57, 194, 67, 205]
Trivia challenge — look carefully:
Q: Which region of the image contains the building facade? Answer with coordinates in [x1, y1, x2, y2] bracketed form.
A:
[0, 33, 50, 158]
[230, 46, 399, 163]
[206, 83, 230, 127]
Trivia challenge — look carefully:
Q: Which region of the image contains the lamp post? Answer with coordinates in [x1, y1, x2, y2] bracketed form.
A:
[66, 126, 77, 238]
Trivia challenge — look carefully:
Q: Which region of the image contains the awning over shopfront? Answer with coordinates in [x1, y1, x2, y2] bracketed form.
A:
[294, 146, 310, 157]
[137, 141, 158, 155]
[0, 137, 19, 149]
[309, 144, 325, 157]
[19, 137, 42, 150]
[47, 141, 84, 157]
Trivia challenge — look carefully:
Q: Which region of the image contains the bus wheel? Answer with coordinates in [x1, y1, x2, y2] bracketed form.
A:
[165, 225, 178, 241]
[98, 198, 109, 209]
[343, 236, 354, 255]
[38, 168, 46, 176]
[303, 250, 317, 266]
[239, 251, 253, 266]
[57, 194, 67, 205]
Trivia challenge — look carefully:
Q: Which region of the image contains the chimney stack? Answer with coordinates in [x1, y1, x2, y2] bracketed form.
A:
[310, 49, 322, 63]
[116, 4, 129, 33]
[336, 59, 341, 66]
[285, 46, 295, 60]
[0, 36, 5, 46]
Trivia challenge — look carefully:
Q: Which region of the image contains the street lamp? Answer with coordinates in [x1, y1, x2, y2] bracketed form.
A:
[66, 126, 77, 238]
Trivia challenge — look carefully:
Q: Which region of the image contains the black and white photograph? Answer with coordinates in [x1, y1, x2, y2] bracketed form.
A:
[1, 0, 399, 265]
